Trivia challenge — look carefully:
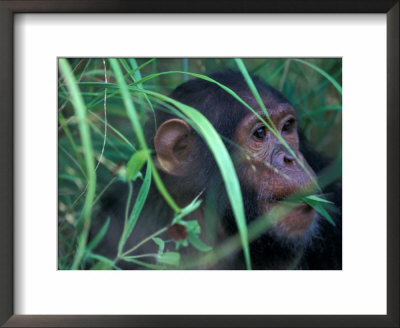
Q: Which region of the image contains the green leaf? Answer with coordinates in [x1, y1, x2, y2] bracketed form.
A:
[303, 198, 336, 226]
[304, 195, 334, 204]
[128, 58, 144, 84]
[127, 162, 151, 234]
[157, 252, 181, 266]
[152, 237, 165, 255]
[181, 220, 201, 235]
[175, 239, 189, 250]
[172, 196, 202, 224]
[118, 162, 152, 255]
[86, 217, 110, 252]
[187, 234, 212, 252]
[125, 58, 156, 123]
[125, 149, 150, 181]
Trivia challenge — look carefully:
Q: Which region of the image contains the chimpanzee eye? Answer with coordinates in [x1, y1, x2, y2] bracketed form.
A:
[282, 118, 296, 132]
[253, 126, 267, 140]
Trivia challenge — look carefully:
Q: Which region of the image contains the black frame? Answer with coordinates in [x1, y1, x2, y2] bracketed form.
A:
[0, 1, 398, 327]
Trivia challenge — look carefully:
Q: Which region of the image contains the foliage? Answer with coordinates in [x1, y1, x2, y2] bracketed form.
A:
[58, 58, 342, 270]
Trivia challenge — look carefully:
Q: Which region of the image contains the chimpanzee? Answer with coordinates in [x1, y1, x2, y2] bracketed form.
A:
[92, 70, 342, 270]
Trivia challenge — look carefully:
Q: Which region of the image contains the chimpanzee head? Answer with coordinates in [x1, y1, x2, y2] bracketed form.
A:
[152, 71, 319, 264]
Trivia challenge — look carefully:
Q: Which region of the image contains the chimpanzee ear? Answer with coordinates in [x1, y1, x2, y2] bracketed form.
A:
[154, 119, 194, 176]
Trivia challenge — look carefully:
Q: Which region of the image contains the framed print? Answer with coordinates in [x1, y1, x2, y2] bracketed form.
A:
[0, 1, 398, 327]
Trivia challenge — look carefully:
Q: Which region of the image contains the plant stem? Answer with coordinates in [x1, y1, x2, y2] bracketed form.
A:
[121, 227, 167, 258]
[122, 253, 158, 260]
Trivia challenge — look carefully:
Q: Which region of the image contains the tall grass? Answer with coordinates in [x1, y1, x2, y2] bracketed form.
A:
[58, 58, 342, 270]
[59, 59, 97, 270]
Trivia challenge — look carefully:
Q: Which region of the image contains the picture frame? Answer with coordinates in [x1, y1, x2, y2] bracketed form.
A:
[0, 1, 398, 327]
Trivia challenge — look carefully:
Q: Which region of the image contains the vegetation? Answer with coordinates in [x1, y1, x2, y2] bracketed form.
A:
[58, 58, 342, 270]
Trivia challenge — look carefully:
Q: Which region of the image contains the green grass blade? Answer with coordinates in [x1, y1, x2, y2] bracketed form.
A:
[109, 58, 180, 213]
[126, 149, 150, 181]
[187, 234, 212, 252]
[123, 58, 156, 81]
[59, 58, 97, 270]
[58, 112, 85, 169]
[304, 195, 334, 204]
[58, 144, 87, 179]
[86, 217, 110, 252]
[126, 58, 157, 129]
[128, 58, 143, 82]
[118, 161, 152, 255]
[88, 111, 135, 151]
[292, 59, 342, 94]
[234, 58, 275, 124]
[92, 176, 118, 207]
[304, 198, 336, 226]
[109, 59, 147, 148]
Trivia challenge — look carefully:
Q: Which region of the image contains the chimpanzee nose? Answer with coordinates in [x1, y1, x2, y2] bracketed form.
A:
[271, 146, 297, 168]
[283, 153, 295, 165]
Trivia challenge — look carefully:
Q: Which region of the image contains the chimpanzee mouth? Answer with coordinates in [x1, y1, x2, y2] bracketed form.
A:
[265, 199, 316, 239]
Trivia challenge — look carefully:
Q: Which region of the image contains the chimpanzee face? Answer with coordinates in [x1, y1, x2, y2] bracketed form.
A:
[233, 101, 317, 239]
